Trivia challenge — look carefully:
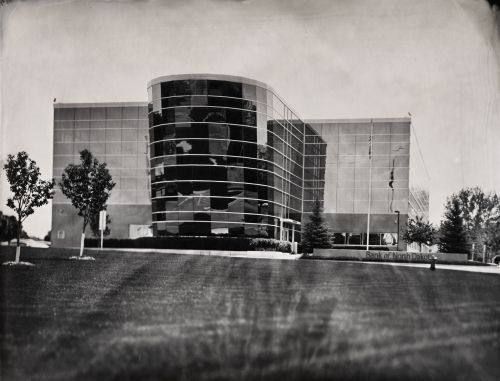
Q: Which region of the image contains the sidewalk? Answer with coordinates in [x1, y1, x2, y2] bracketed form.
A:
[341, 260, 500, 275]
[85, 247, 303, 260]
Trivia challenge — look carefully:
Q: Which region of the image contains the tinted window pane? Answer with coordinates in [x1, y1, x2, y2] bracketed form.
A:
[207, 80, 242, 98]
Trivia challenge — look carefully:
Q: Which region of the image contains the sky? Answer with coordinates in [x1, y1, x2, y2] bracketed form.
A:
[1, 0, 499, 238]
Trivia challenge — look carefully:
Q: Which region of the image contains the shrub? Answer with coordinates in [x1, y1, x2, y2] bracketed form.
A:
[249, 238, 292, 253]
[302, 200, 332, 253]
[329, 245, 391, 251]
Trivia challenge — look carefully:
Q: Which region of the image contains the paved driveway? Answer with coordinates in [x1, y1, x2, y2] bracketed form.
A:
[348, 261, 500, 274]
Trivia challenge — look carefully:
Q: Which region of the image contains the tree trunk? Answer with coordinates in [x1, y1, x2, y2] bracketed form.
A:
[15, 219, 21, 263]
[80, 221, 86, 257]
[80, 233, 85, 257]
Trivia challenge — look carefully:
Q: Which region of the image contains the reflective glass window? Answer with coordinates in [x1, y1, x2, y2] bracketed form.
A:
[193, 181, 210, 193]
[208, 123, 229, 139]
[55, 108, 75, 121]
[106, 129, 122, 142]
[243, 126, 257, 142]
[106, 107, 122, 120]
[54, 120, 74, 130]
[54, 143, 73, 155]
[122, 142, 137, 155]
[175, 124, 191, 139]
[229, 125, 242, 141]
[191, 123, 208, 139]
[207, 80, 242, 98]
[90, 128, 106, 141]
[122, 106, 138, 119]
[75, 108, 90, 120]
[189, 139, 209, 155]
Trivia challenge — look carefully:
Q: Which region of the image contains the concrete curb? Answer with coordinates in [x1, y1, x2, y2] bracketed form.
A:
[83, 247, 303, 260]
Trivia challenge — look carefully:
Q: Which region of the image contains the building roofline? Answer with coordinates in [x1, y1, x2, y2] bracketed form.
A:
[147, 73, 275, 92]
[146, 73, 306, 122]
[305, 117, 411, 124]
[54, 102, 147, 108]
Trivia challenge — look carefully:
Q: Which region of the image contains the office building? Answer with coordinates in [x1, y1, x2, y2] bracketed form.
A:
[51, 75, 428, 250]
[307, 119, 429, 249]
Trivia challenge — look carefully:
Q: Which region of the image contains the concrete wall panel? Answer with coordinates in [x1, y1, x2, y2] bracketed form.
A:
[52, 203, 151, 247]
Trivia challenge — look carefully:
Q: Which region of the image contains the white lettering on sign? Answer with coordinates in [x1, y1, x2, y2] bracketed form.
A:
[366, 251, 434, 262]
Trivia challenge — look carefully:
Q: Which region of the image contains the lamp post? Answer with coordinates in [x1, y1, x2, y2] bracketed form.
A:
[395, 210, 400, 251]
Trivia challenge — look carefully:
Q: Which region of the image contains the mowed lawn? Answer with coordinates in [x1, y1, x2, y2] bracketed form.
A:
[1, 249, 500, 381]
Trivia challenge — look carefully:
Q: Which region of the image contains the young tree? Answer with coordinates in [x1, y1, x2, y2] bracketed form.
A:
[3, 151, 54, 265]
[301, 199, 332, 253]
[402, 216, 436, 252]
[439, 197, 470, 254]
[60, 150, 115, 259]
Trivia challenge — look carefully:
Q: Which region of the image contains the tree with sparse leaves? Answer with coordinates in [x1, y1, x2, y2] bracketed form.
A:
[301, 199, 332, 253]
[402, 216, 437, 252]
[439, 197, 469, 254]
[60, 150, 115, 258]
[3, 152, 54, 264]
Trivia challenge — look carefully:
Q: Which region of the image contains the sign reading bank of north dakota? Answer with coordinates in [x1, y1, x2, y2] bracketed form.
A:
[313, 249, 468, 263]
[366, 251, 436, 262]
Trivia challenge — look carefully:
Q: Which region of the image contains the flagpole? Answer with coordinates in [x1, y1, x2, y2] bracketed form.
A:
[366, 119, 374, 251]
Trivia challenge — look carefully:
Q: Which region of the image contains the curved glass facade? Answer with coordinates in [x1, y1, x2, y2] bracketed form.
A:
[147, 75, 326, 240]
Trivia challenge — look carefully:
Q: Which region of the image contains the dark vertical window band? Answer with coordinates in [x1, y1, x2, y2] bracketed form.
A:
[303, 123, 327, 211]
[148, 76, 326, 241]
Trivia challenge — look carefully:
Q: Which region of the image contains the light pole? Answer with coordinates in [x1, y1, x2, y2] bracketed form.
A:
[395, 210, 400, 251]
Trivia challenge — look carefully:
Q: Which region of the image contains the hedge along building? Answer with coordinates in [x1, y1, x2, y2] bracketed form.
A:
[51, 74, 428, 250]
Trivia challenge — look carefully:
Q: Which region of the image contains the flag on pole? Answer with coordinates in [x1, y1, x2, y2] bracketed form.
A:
[366, 120, 374, 251]
[368, 131, 373, 157]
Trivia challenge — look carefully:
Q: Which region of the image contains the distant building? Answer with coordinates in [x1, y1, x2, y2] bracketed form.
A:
[307, 119, 429, 250]
[51, 74, 428, 250]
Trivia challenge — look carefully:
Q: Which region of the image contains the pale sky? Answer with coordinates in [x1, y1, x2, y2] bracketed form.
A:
[1, 0, 499, 238]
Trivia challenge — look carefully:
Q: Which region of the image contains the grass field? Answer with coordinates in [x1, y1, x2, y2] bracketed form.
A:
[1, 248, 500, 381]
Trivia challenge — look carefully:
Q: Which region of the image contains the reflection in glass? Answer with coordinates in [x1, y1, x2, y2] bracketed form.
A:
[148, 77, 326, 240]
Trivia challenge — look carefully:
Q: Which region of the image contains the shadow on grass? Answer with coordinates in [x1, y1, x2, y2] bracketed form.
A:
[2, 254, 500, 381]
